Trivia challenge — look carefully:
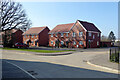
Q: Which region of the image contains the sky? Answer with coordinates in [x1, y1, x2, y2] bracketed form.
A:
[20, 2, 118, 38]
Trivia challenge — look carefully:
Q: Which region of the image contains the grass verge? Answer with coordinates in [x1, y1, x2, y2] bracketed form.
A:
[0, 47, 75, 53]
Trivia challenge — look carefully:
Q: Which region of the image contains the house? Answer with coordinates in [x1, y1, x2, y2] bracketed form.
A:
[0, 29, 23, 45]
[23, 26, 50, 47]
[49, 20, 101, 48]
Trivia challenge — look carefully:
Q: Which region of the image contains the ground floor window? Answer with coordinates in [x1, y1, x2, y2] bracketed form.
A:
[61, 41, 64, 45]
[97, 41, 99, 46]
[51, 41, 53, 44]
[73, 41, 76, 45]
[79, 41, 83, 45]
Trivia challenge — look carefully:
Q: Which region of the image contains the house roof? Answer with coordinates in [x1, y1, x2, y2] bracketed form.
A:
[49, 20, 101, 34]
[49, 23, 74, 33]
[78, 20, 101, 32]
[23, 26, 47, 35]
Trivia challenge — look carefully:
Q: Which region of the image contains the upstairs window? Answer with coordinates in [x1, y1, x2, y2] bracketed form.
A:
[89, 32, 91, 37]
[79, 41, 83, 45]
[98, 33, 99, 37]
[61, 33, 63, 37]
[72, 32, 76, 37]
[66, 33, 68, 37]
[55, 33, 57, 37]
[51, 34, 53, 37]
[93, 35, 95, 39]
[32, 35, 34, 38]
[24, 35, 26, 38]
[79, 32, 83, 37]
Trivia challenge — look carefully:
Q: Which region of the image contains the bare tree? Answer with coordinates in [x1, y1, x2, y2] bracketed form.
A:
[0, 0, 32, 32]
[0, 0, 32, 47]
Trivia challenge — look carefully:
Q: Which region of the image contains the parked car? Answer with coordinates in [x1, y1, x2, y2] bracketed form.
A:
[14, 43, 29, 48]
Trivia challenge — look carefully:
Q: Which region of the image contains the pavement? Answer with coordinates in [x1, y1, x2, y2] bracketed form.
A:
[88, 53, 119, 71]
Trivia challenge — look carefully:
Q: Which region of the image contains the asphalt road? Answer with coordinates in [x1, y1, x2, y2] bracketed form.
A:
[1, 48, 119, 79]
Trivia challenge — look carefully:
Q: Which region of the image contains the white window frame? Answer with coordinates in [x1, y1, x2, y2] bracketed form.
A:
[72, 32, 76, 37]
[51, 34, 53, 37]
[73, 41, 76, 45]
[61, 33, 63, 37]
[79, 32, 83, 37]
[79, 41, 83, 45]
[51, 41, 53, 44]
[89, 32, 91, 37]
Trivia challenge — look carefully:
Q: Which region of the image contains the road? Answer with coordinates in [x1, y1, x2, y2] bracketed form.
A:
[1, 48, 119, 79]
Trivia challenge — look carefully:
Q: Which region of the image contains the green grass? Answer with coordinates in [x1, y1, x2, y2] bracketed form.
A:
[0, 47, 75, 53]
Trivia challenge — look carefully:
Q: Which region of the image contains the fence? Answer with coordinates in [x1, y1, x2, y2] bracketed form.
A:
[109, 47, 120, 63]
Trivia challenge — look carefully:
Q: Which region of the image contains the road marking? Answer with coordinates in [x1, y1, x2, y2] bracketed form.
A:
[87, 61, 119, 74]
[5, 60, 37, 80]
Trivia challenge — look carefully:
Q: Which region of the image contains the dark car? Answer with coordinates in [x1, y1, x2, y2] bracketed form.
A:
[14, 43, 29, 48]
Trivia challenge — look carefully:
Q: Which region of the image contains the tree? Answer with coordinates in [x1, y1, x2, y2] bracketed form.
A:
[0, 0, 32, 47]
[108, 31, 116, 42]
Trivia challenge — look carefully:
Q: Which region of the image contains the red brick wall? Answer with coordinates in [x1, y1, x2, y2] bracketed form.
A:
[13, 30, 23, 44]
[49, 21, 87, 48]
[49, 21, 101, 48]
[86, 32, 101, 48]
[38, 27, 50, 46]
[23, 27, 50, 47]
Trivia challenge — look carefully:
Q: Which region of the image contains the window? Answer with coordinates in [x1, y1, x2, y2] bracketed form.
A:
[79, 41, 83, 45]
[97, 41, 99, 46]
[61, 33, 63, 37]
[51, 34, 53, 37]
[73, 41, 76, 45]
[32, 35, 34, 38]
[72, 32, 76, 37]
[98, 33, 99, 37]
[79, 32, 83, 37]
[66, 33, 68, 37]
[61, 41, 64, 45]
[31, 41, 34, 44]
[93, 35, 95, 39]
[89, 32, 91, 36]
[51, 41, 53, 44]
[35, 35, 37, 37]
[55, 33, 57, 37]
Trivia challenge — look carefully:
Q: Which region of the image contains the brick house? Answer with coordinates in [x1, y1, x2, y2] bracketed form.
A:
[0, 29, 23, 45]
[23, 27, 50, 47]
[49, 20, 101, 48]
